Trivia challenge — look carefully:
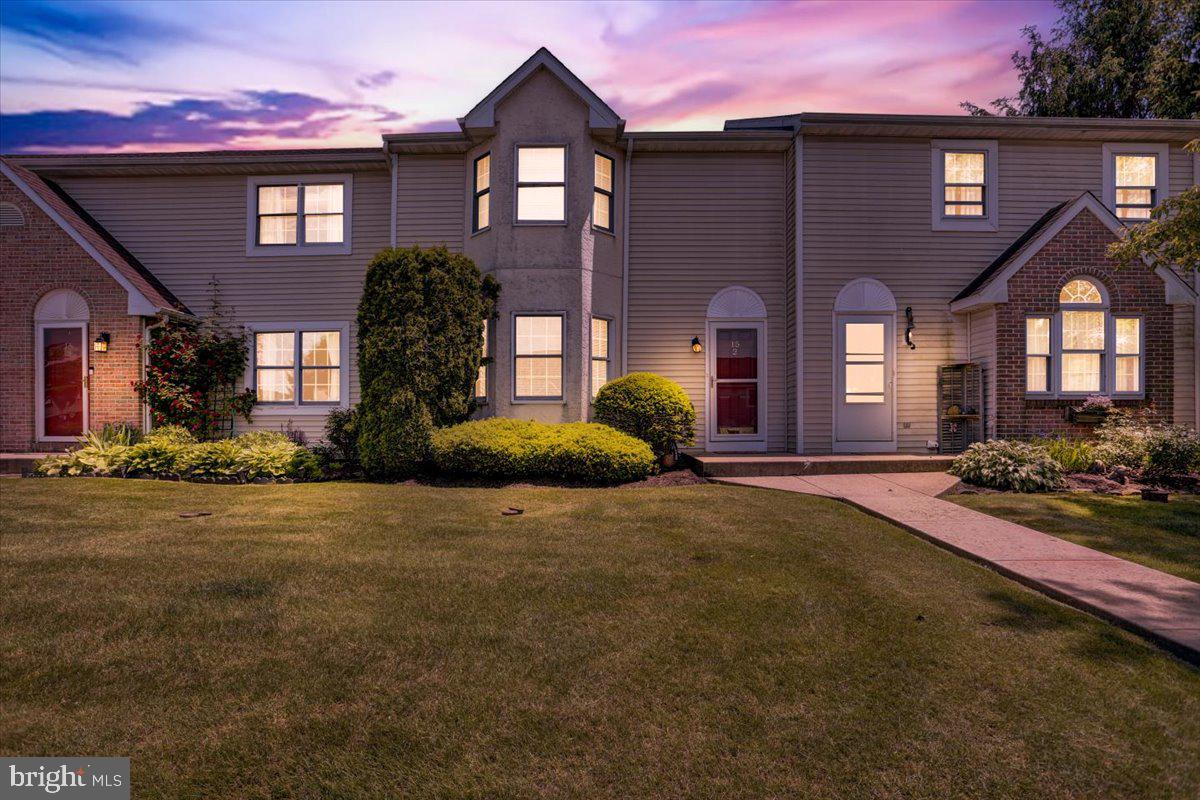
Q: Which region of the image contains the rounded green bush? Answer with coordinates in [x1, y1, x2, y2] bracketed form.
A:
[431, 418, 657, 484]
[357, 388, 433, 480]
[593, 372, 695, 457]
[950, 440, 1063, 492]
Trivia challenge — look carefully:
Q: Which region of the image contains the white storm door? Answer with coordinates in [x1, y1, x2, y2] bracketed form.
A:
[835, 315, 894, 446]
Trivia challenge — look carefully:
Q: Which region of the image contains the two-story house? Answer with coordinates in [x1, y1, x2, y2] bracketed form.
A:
[3, 49, 1198, 456]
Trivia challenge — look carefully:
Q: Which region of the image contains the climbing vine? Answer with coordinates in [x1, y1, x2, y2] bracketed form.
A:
[132, 279, 256, 439]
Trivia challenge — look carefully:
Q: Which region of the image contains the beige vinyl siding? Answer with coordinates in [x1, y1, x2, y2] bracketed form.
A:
[395, 155, 466, 250]
[968, 307, 997, 439]
[802, 136, 1192, 453]
[627, 152, 786, 451]
[55, 167, 396, 440]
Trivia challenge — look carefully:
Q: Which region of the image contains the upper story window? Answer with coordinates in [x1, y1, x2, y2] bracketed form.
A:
[1114, 154, 1157, 220]
[1103, 143, 1168, 222]
[593, 153, 614, 232]
[942, 151, 986, 217]
[1024, 277, 1144, 398]
[246, 175, 352, 256]
[473, 153, 491, 232]
[514, 314, 563, 401]
[516, 146, 566, 223]
[931, 139, 998, 232]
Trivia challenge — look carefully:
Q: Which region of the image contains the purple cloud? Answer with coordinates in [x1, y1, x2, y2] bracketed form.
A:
[1, 0, 200, 65]
[356, 70, 398, 89]
[0, 90, 404, 152]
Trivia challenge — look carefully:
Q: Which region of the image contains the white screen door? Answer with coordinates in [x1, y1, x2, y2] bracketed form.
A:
[835, 315, 894, 447]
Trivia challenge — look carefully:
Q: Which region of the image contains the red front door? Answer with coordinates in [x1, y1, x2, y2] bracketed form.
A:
[43, 326, 85, 437]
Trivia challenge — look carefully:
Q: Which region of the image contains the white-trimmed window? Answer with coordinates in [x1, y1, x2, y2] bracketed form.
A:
[516, 146, 566, 223]
[1023, 278, 1145, 398]
[1103, 143, 1168, 222]
[1025, 316, 1051, 394]
[246, 175, 352, 256]
[514, 314, 563, 400]
[591, 317, 610, 398]
[1114, 316, 1143, 394]
[931, 139, 998, 231]
[474, 321, 489, 401]
[593, 153, 614, 232]
[248, 323, 349, 410]
[473, 153, 491, 232]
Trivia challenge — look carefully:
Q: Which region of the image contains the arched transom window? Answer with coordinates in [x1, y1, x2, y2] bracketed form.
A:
[1025, 277, 1143, 397]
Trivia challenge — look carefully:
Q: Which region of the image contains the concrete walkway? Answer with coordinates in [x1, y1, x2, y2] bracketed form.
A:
[719, 473, 1200, 664]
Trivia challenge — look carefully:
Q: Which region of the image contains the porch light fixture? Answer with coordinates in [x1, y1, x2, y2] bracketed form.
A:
[92, 332, 111, 353]
[691, 336, 702, 353]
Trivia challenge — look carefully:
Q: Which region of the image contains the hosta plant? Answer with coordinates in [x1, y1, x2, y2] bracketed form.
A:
[950, 440, 1063, 492]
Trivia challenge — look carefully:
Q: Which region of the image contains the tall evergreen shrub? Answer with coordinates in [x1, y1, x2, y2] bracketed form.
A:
[356, 246, 499, 478]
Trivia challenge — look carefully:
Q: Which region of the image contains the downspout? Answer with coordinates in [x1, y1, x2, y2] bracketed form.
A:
[389, 152, 398, 248]
[793, 131, 804, 453]
[141, 313, 167, 432]
[1194, 152, 1199, 430]
[621, 137, 633, 376]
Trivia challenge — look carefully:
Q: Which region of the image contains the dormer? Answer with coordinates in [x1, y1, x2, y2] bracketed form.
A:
[458, 48, 625, 141]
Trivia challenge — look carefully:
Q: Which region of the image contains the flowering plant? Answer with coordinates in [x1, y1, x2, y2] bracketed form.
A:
[132, 318, 255, 439]
[1075, 394, 1114, 415]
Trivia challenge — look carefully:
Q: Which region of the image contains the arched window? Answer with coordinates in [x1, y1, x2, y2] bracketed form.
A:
[1025, 277, 1143, 397]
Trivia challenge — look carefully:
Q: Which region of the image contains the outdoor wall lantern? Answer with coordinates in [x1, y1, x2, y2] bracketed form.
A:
[93, 332, 111, 353]
[904, 307, 916, 350]
[691, 336, 703, 353]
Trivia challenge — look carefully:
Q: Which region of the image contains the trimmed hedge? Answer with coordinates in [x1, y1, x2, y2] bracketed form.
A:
[593, 372, 695, 457]
[431, 418, 657, 484]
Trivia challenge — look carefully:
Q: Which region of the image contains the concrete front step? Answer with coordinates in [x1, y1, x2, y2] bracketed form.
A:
[689, 453, 957, 478]
[0, 453, 54, 475]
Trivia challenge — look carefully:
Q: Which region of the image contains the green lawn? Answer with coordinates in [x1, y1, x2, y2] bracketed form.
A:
[2, 479, 1198, 799]
[951, 492, 1200, 584]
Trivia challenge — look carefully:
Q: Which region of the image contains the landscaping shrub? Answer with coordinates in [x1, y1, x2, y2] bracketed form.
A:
[182, 439, 245, 477]
[36, 423, 322, 482]
[431, 418, 657, 484]
[144, 425, 198, 445]
[1093, 409, 1162, 470]
[593, 372, 696, 457]
[313, 407, 360, 475]
[950, 440, 1063, 492]
[356, 246, 499, 479]
[357, 388, 433, 480]
[1143, 426, 1200, 482]
[122, 438, 190, 476]
[35, 423, 139, 477]
[239, 439, 323, 480]
[1030, 436, 1095, 473]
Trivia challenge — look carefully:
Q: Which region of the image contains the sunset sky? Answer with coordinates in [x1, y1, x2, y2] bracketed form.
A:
[0, 0, 1059, 153]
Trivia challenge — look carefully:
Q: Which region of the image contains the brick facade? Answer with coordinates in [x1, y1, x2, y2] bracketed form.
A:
[1, 174, 145, 451]
[993, 208, 1172, 438]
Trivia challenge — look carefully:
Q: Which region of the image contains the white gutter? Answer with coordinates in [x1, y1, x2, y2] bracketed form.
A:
[389, 152, 398, 247]
[793, 133, 804, 454]
[621, 137, 633, 376]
